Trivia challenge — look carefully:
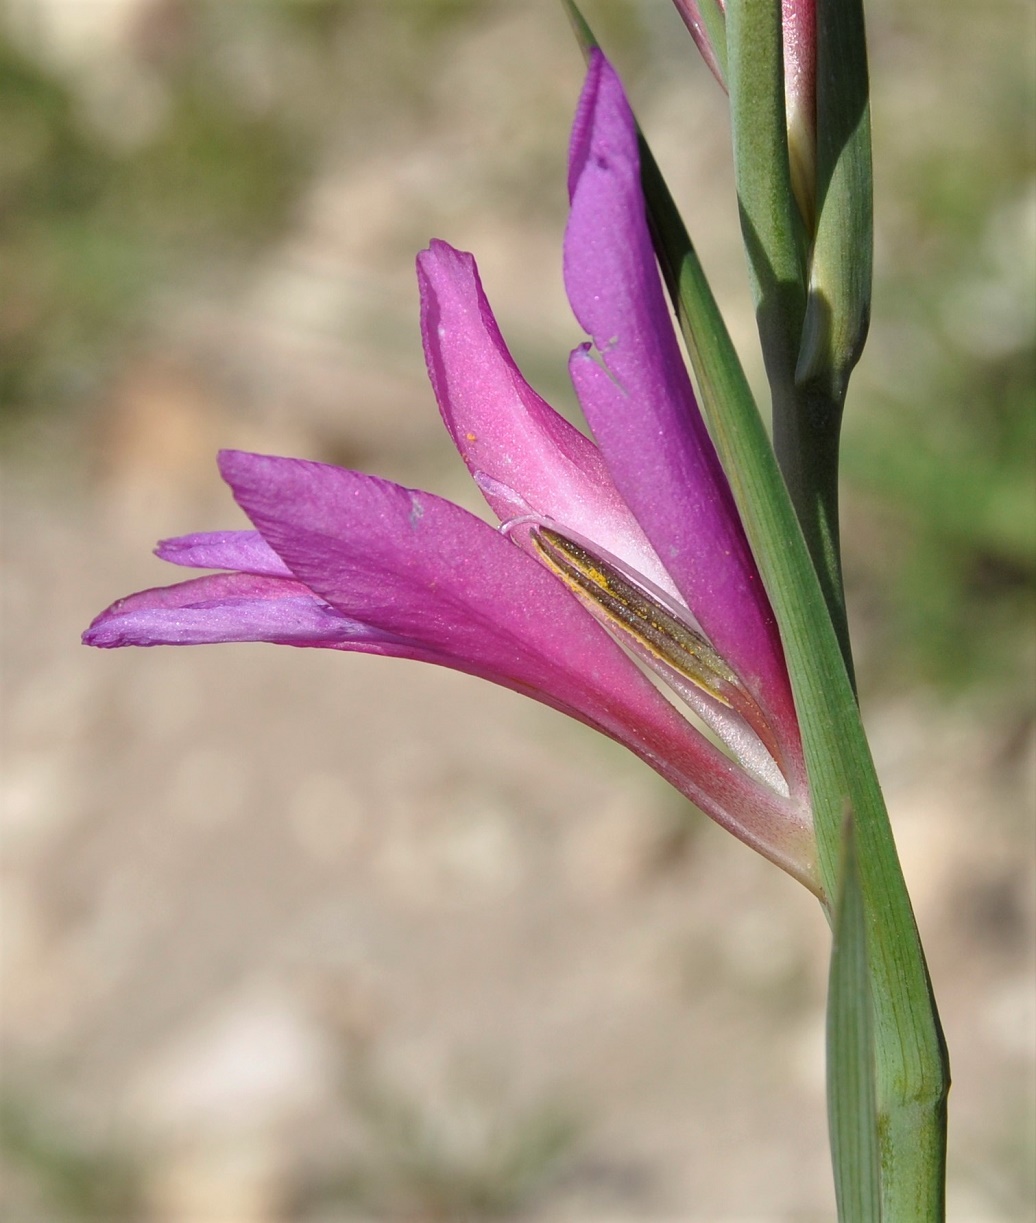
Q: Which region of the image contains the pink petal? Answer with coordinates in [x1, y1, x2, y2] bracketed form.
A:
[83, 572, 368, 648]
[156, 531, 293, 577]
[417, 240, 679, 599]
[217, 449, 814, 884]
[564, 54, 800, 771]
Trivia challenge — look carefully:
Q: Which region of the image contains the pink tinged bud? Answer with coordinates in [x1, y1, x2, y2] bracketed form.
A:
[782, 0, 817, 231]
[673, 0, 816, 231]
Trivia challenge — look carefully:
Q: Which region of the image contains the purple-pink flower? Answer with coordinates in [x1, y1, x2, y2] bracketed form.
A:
[84, 53, 818, 894]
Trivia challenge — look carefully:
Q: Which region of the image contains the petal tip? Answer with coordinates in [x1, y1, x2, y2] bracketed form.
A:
[82, 615, 119, 648]
[416, 239, 473, 283]
[216, 448, 250, 478]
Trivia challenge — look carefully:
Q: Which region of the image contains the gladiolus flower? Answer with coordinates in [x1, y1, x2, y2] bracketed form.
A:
[84, 53, 818, 895]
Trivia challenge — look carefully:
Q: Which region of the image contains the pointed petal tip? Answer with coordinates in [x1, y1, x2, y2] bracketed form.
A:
[82, 593, 132, 647]
[216, 447, 251, 478]
[217, 449, 301, 507]
[416, 239, 474, 286]
[155, 530, 294, 578]
[568, 49, 633, 200]
[82, 603, 150, 649]
[154, 534, 198, 563]
[418, 236, 461, 261]
[217, 446, 296, 483]
[81, 624, 107, 648]
[83, 626, 139, 650]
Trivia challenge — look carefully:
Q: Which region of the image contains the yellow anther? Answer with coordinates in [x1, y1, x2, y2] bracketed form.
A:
[532, 527, 743, 706]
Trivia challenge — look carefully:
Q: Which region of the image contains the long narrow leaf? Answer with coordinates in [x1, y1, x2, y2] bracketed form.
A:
[828, 811, 881, 1222]
[725, 0, 807, 386]
[643, 118, 949, 1223]
[673, 0, 729, 86]
[562, 8, 948, 1215]
[797, 0, 873, 401]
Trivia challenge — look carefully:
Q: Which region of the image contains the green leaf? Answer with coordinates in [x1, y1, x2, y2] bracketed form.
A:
[646, 153, 949, 1223]
[725, 0, 808, 387]
[726, 0, 855, 669]
[827, 811, 881, 1222]
[642, 142, 949, 1223]
[561, 7, 948, 1215]
[692, 0, 729, 85]
[796, 0, 873, 402]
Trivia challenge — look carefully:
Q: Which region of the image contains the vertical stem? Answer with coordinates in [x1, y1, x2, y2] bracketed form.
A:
[771, 380, 854, 686]
[828, 815, 881, 1222]
[566, 4, 950, 1214]
[645, 98, 950, 1223]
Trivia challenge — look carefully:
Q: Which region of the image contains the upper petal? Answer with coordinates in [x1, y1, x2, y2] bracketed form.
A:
[217, 448, 655, 715]
[564, 54, 795, 731]
[417, 240, 678, 598]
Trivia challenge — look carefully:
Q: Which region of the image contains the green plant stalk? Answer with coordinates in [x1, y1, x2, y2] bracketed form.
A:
[644, 132, 948, 1222]
[725, 0, 809, 318]
[565, 3, 948, 1215]
[787, 0, 874, 678]
[723, 2, 947, 1213]
[771, 379, 853, 683]
[828, 814, 881, 1221]
[723, 0, 854, 666]
[797, 0, 873, 403]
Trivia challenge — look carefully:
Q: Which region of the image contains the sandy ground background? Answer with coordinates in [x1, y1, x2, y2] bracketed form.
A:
[2, 2, 1034, 1220]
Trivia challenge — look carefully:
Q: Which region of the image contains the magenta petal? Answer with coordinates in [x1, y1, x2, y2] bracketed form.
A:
[84, 570, 505, 669]
[78, 49, 821, 893]
[156, 531, 293, 577]
[215, 449, 811, 880]
[82, 572, 378, 648]
[217, 449, 653, 707]
[417, 240, 678, 598]
[564, 55, 790, 713]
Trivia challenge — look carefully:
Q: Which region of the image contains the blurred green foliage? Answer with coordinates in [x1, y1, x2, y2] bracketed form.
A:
[0, 1095, 143, 1223]
[0, 0, 480, 423]
[845, 0, 1036, 698]
[288, 1050, 579, 1222]
[0, 7, 307, 418]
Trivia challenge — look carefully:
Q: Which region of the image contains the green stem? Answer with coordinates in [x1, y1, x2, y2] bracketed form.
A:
[828, 814, 881, 1222]
[771, 380, 854, 686]
[642, 128, 949, 1223]
[563, 4, 948, 1215]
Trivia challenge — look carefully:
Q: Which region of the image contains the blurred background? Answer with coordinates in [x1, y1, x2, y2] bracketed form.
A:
[1, 0, 1033, 1219]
